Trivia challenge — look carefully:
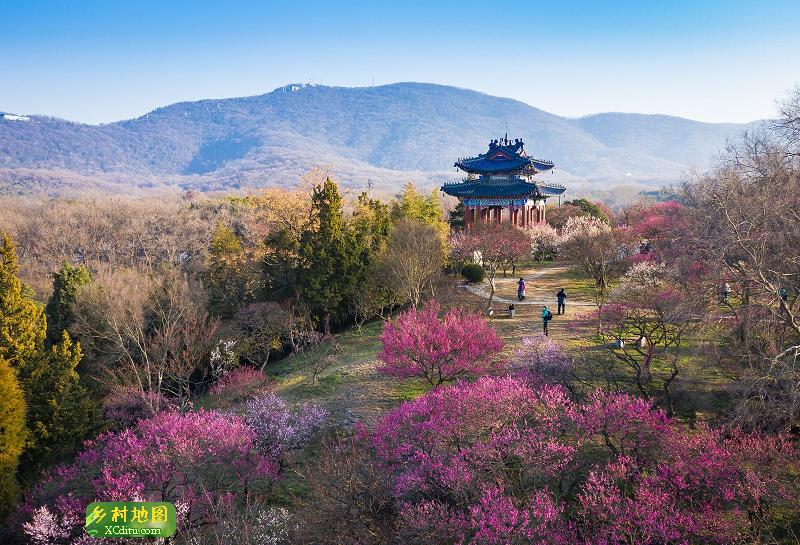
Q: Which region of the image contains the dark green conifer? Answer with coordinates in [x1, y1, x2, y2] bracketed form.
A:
[45, 261, 91, 345]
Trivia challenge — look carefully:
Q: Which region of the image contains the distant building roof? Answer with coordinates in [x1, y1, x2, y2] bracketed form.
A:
[441, 177, 565, 199]
[1, 113, 30, 122]
[454, 138, 554, 176]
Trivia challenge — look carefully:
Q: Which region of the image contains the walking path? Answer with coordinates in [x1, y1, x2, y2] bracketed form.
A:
[463, 267, 596, 307]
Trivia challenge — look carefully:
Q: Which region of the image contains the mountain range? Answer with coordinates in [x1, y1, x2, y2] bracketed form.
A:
[0, 82, 761, 198]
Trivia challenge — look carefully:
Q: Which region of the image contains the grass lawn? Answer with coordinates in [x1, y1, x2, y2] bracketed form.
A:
[197, 264, 731, 429]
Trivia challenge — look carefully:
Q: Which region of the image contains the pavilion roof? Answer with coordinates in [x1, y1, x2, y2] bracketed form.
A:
[441, 177, 566, 199]
[454, 138, 555, 175]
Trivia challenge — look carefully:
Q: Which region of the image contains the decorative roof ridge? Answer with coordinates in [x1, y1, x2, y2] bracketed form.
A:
[537, 181, 566, 189]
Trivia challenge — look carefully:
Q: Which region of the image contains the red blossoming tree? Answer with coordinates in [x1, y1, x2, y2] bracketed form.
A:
[378, 301, 504, 386]
[365, 376, 800, 544]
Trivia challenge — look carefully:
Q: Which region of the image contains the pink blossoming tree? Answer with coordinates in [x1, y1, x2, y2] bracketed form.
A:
[378, 301, 504, 386]
[367, 376, 800, 544]
[20, 399, 324, 544]
[450, 223, 531, 310]
[513, 333, 574, 388]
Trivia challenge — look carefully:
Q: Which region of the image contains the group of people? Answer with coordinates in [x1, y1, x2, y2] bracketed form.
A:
[517, 278, 566, 336]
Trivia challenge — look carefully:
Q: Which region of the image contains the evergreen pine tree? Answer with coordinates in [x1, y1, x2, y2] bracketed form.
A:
[0, 357, 26, 519]
[18, 331, 98, 483]
[0, 235, 98, 486]
[45, 261, 91, 346]
[449, 200, 465, 230]
[263, 227, 302, 303]
[0, 235, 46, 371]
[299, 178, 349, 334]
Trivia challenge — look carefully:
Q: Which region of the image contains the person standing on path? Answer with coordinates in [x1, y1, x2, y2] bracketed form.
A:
[517, 278, 526, 301]
[541, 305, 552, 336]
[556, 288, 567, 315]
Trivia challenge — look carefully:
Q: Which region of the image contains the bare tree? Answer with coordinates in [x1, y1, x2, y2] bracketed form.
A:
[682, 91, 800, 431]
[594, 263, 701, 416]
[74, 267, 218, 411]
[233, 302, 293, 371]
[378, 219, 444, 308]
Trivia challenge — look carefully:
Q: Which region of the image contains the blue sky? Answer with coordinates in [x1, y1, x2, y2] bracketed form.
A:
[1, 0, 798, 124]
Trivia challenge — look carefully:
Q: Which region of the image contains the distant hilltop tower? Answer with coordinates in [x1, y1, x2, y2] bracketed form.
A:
[441, 137, 565, 228]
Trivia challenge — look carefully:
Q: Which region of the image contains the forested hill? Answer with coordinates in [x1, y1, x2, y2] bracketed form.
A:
[0, 82, 760, 196]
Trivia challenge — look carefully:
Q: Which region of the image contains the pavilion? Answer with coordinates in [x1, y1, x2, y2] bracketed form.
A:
[441, 137, 565, 228]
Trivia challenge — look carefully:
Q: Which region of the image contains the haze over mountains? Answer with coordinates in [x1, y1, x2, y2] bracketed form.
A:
[0, 82, 761, 197]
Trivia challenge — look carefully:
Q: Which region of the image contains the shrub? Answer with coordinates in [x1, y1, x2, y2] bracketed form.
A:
[209, 366, 269, 401]
[460, 263, 485, 283]
[293, 433, 397, 545]
[244, 393, 326, 462]
[514, 334, 574, 387]
[378, 301, 504, 387]
[102, 388, 175, 429]
[21, 409, 281, 543]
[363, 377, 800, 544]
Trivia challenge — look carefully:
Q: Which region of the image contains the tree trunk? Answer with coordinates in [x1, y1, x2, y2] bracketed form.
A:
[322, 313, 331, 336]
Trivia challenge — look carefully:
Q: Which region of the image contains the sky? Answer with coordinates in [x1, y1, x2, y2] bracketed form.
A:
[1, 0, 799, 125]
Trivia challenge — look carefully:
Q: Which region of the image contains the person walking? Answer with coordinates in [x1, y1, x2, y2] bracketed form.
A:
[517, 278, 526, 301]
[720, 282, 731, 304]
[541, 305, 552, 336]
[556, 288, 567, 315]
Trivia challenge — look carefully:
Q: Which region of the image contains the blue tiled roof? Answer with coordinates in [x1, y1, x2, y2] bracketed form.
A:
[454, 138, 555, 175]
[441, 177, 565, 198]
[536, 183, 567, 197]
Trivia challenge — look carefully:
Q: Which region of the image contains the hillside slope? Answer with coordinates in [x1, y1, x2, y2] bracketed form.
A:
[0, 83, 759, 195]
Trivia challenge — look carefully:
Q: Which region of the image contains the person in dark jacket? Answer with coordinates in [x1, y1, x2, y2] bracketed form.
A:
[556, 288, 567, 315]
[517, 278, 526, 301]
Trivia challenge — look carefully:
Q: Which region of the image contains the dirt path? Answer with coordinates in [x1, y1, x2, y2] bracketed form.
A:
[464, 266, 595, 307]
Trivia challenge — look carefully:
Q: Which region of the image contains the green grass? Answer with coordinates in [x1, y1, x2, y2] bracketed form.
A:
[195, 265, 735, 429]
[392, 378, 431, 401]
[265, 321, 383, 405]
[558, 267, 600, 300]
